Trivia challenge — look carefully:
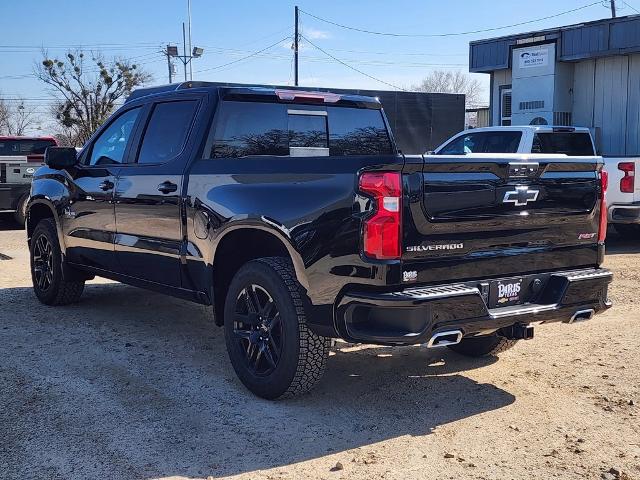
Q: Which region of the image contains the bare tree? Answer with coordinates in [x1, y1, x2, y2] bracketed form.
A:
[0, 96, 36, 135]
[35, 51, 150, 145]
[414, 70, 485, 108]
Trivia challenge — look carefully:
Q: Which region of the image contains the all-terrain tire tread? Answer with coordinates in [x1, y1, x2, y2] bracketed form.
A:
[256, 257, 330, 398]
[33, 219, 85, 305]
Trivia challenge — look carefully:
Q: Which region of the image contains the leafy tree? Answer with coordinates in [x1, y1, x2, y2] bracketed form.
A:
[415, 70, 485, 108]
[35, 51, 150, 145]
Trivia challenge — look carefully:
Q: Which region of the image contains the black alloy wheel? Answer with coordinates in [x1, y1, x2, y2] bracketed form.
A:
[32, 233, 54, 292]
[232, 284, 284, 376]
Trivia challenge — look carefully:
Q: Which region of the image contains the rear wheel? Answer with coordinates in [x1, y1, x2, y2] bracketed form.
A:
[615, 224, 640, 239]
[223, 257, 330, 399]
[30, 218, 84, 305]
[448, 334, 518, 357]
[13, 194, 28, 226]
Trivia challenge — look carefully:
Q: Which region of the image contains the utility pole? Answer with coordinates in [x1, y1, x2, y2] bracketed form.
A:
[163, 45, 178, 83]
[182, 22, 188, 81]
[166, 50, 173, 83]
[187, 0, 193, 80]
[610, 0, 617, 17]
[294, 5, 299, 86]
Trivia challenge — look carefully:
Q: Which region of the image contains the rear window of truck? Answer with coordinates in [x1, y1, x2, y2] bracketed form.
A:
[207, 101, 393, 158]
[0, 139, 56, 156]
[532, 132, 595, 156]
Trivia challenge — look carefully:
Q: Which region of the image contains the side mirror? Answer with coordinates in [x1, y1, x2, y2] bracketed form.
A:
[45, 147, 77, 169]
[425, 150, 435, 155]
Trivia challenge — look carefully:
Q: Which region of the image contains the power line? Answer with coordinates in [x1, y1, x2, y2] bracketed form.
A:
[623, 0, 640, 13]
[300, 35, 407, 91]
[299, 2, 602, 38]
[194, 36, 291, 74]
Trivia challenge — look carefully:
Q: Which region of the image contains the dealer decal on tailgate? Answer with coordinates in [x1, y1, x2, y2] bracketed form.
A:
[496, 278, 523, 306]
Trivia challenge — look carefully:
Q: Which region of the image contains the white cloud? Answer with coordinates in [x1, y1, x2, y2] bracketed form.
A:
[304, 28, 331, 40]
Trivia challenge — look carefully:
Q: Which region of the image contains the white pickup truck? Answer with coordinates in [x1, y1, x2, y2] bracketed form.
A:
[432, 126, 639, 239]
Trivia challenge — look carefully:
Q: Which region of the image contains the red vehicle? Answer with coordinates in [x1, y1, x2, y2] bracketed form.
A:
[0, 136, 58, 224]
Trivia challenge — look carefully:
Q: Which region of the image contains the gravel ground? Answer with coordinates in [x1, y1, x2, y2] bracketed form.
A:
[1, 213, 639, 480]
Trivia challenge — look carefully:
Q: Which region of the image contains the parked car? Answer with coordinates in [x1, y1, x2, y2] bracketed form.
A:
[0, 136, 58, 225]
[27, 83, 612, 399]
[432, 126, 640, 239]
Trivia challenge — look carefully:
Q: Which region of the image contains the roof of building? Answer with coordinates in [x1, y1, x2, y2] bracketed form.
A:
[470, 14, 640, 73]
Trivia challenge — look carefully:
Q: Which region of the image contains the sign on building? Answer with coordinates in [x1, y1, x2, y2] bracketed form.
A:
[518, 47, 549, 68]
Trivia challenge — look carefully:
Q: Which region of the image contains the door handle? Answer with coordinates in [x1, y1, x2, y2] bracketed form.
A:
[99, 180, 114, 191]
[157, 181, 178, 194]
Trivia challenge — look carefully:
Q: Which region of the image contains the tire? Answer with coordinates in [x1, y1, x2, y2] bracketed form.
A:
[615, 224, 640, 239]
[447, 334, 518, 357]
[13, 194, 28, 226]
[223, 257, 330, 399]
[30, 218, 84, 305]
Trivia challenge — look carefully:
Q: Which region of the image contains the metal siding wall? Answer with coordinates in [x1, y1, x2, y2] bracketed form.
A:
[611, 18, 640, 50]
[593, 56, 629, 155]
[626, 55, 640, 155]
[572, 60, 595, 128]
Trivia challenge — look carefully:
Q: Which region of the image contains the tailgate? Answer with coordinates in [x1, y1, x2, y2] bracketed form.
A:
[402, 154, 604, 284]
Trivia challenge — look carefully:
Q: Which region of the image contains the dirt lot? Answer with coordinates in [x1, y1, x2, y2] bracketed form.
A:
[0, 213, 639, 480]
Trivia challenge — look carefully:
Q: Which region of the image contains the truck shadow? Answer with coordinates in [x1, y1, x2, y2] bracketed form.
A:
[1, 283, 515, 479]
[605, 229, 640, 255]
[0, 213, 22, 231]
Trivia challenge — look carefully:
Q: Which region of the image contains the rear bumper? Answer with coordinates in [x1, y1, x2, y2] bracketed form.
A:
[334, 268, 613, 345]
[608, 202, 640, 224]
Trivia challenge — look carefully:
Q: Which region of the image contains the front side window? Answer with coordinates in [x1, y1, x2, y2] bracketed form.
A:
[88, 107, 141, 166]
[208, 101, 288, 158]
[137, 100, 198, 164]
[439, 133, 482, 154]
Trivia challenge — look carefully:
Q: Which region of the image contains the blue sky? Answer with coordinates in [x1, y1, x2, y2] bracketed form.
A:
[0, 0, 633, 132]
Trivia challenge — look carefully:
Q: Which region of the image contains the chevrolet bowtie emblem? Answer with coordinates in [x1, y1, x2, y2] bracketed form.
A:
[503, 186, 539, 206]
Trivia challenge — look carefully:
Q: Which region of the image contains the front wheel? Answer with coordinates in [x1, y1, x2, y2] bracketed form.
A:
[13, 194, 28, 226]
[223, 257, 330, 399]
[30, 218, 85, 305]
[447, 334, 518, 357]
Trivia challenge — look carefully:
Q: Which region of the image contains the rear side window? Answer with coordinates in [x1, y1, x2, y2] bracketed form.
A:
[209, 102, 288, 158]
[532, 132, 595, 156]
[328, 107, 393, 156]
[207, 101, 393, 158]
[137, 100, 198, 164]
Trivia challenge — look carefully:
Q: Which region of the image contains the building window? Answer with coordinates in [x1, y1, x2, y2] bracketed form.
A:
[500, 88, 512, 126]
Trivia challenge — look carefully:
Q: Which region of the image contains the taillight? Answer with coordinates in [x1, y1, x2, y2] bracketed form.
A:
[618, 161, 635, 193]
[598, 170, 608, 243]
[359, 172, 402, 260]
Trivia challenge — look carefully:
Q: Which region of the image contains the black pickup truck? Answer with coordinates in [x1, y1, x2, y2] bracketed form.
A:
[27, 82, 612, 399]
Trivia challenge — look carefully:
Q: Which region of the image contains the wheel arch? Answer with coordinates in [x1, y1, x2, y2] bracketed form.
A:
[26, 198, 65, 253]
[210, 223, 309, 326]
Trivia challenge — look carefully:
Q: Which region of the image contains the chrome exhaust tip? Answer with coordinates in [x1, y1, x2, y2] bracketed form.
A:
[427, 330, 463, 348]
[566, 308, 595, 324]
